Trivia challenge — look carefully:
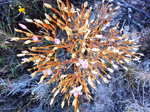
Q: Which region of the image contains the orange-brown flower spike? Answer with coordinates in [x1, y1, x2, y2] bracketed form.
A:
[12, 0, 143, 111]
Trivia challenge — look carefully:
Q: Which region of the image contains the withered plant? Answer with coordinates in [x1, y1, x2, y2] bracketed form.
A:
[12, 0, 143, 111]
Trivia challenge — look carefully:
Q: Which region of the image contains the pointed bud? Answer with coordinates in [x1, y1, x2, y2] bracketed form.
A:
[31, 71, 38, 77]
[50, 97, 54, 105]
[34, 19, 43, 24]
[103, 77, 108, 83]
[61, 101, 65, 108]
[19, 23, 27, 29]
[11, 37, 20, 41]
[17, 54, 25, 57]
[115, 6, 120, 10]
[107, 68, 114, 73]
[24, 40, 32, 44]
[44, 3, 52, 8]
[84, 2, 88, 8]
[25, 18, 33, 22]
[72, 53, 76, 58]
[91, 48, 100, 52]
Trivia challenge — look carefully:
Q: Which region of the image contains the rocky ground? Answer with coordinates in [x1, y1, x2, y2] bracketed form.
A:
[0, 0, 150, 112]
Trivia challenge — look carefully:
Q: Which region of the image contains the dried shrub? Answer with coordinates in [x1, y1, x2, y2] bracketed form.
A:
[11, 0, 143, 111]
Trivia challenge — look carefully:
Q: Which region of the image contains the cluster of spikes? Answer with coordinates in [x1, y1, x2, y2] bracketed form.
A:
[12, 0, 143, 111]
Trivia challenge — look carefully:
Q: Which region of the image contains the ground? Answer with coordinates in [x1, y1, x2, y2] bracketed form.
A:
[0, 0, 150, 112]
